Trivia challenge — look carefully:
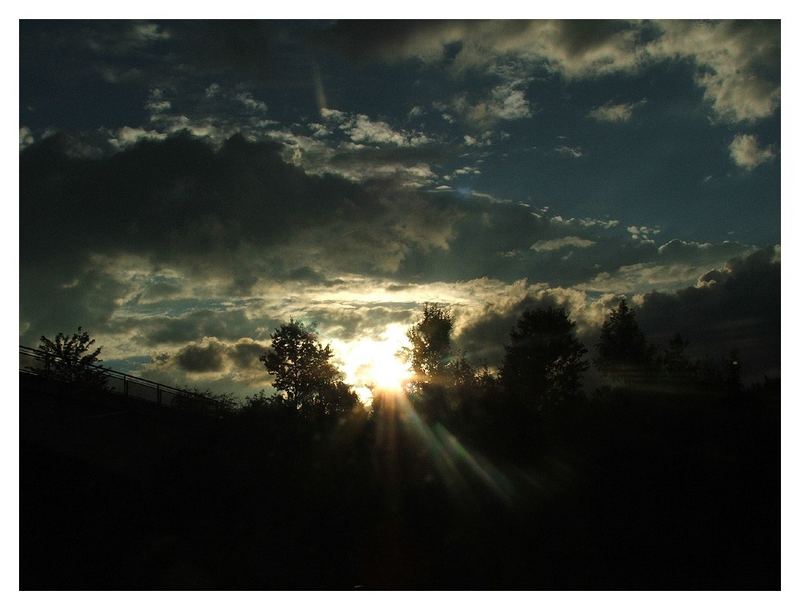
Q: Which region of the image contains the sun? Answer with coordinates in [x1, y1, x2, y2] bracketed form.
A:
[365, 342, 411, 391]
[331, 324, 413, 402]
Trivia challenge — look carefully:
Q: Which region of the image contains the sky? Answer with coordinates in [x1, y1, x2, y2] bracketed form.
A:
[19, 20, 781, 398]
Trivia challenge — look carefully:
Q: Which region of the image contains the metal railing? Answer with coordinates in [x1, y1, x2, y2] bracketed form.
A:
[19, 345, 225, 410]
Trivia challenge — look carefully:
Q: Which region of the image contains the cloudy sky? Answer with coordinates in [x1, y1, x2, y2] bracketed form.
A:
[19, 20, 780, 398]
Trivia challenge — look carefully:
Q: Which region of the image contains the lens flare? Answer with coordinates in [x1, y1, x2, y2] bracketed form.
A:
[372, 389, 516, 507]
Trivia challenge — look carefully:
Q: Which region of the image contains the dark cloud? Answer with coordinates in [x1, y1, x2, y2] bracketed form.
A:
[19, 132, 417, 340]
[167, 21, 279, 80]
[21, 20, 316, 92]
[174, 340, 227, 372]
[21, 129, 770, 377]
[228, 340, 270, 371]
[129, 309, 265, 346]
[455, 294, 564, 367]
[455, 246, 780, 381]
[557, 20, 640, 59]
[21, 129, 760, 355]
[21, 21, 168, 64]
[18, 19, 780, 396]
[20, 264, 129, 346]
[278, 266, 328, 284]
[19, 131, 457, 277]
[394, 200, 663, 287]
[317, 20, 779, 125]
[133, 274, 184, 302]
[314, 20, 473, 63]
[316, 20, 642, 75]
[172, 338, 270, 374]
[637, 246, 780, 379]
[22, 130, 617, 305]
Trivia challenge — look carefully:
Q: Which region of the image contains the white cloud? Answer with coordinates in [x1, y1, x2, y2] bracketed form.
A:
[349, 114, 428, 146]
[235, 91, 268, 113]
[463, 131, 494, 147]
[487, 84, 534, 120]
[20, 126, 34, 149]
[131, 22, 170, 43]
[266, 128, 437, 187]
[320, 107, 348, 122]
[341, 20, 778, 124]
[530, 236, 596, 252]
[574, 263, 705, 294]
[107, 126, 167, 149]
[145, 88, 171, 115]
[450, 82, 534, 126]
[648, 20, 779, 123]
[362, 21, 643, 79]
[627, 225, 660, 244]
[307, 123, 331, 137]
[550, 215, 620, 230]
[587, 100, 645, 123]
[320, 108, 432, 147]
[729, 134, 775, 170]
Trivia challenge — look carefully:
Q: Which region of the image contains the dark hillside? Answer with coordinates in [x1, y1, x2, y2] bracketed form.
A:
[20, 373, 780, 590]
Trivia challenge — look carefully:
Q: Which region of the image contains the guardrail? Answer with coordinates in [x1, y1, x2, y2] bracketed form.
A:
[19, 345, 225, 410]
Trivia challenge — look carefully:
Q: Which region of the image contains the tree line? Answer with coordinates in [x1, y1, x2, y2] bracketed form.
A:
[34, 298, 753, 424]
[24, 301, 779, 590]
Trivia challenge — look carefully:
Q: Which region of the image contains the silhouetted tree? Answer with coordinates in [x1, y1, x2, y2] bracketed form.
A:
[37, 327, 107, 389]
[261, 319, 360, 417]
[404, 303, 454, 391]
[657, 333, 698, 387]
[595, 299, 654, 384]
[501, 307, 588, 410]
[316, 378, 362, 416]
[442, 354, 480, 417]
[662, 333, 690, 375]
[448, 355, 477, 391]
[475, 365, 499, 393]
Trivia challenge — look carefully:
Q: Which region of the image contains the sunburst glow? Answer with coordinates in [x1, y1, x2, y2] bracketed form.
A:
[331, 323, 413, 404]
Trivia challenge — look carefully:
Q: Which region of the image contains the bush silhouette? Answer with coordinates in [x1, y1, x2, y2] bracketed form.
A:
[37, 327, 107, 390]
[172, 386, 238, 414]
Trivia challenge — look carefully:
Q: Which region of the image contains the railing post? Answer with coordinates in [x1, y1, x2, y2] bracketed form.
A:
[157, 385, 162, 407]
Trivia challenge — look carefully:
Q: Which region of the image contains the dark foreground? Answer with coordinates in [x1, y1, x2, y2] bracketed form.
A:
[20, 373, 779, 590]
